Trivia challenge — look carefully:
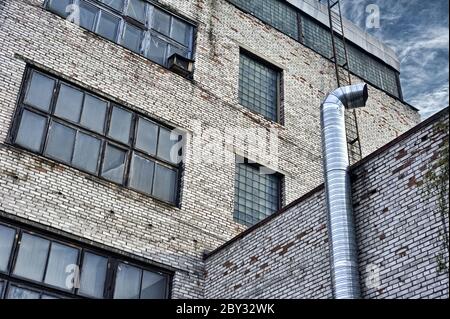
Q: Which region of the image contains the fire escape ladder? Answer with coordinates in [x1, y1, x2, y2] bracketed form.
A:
[326, 0, 362, 165]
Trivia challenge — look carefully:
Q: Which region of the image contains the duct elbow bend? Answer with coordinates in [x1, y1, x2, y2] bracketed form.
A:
[325, 83, 369, 110]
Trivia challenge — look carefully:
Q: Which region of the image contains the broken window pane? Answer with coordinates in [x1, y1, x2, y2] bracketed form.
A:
[171, 18, 191, 46]
[152, 8, 171, 36]
[113, 263, 141, 299]
[13, 233, 50, 282]
[48, 0, 72, 18]
[122, 23, 142, 53]
[127, 0, 146, 23]
[54, 84, 84, 123]
[145, 35, 167, 65]
[97, 10, 120, 41]
[129, 153, 155, 195]
[24, 71, 55, 112]
[72, 132, 102, 174]
[79, 1, 99, 31]
[15, 110, 47, 152]
[108, 106, 132, 144]
[135, 117, 158, 155]
[45, 122, 76, 163]
[101, 144, 127, 184]
[44, 242, 79, 290]
[152, 164, 177, 203]
[141, 271, 167, 299]
[80, 94, 107, 133]
[79, 252, 108, 298]
[157, 127, 179, 163]
[0, 224, 15, 272]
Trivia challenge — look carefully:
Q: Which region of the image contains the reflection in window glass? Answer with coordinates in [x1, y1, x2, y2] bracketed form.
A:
[152, 8, 171, 36]
[127, 0, 146, 23]
[135, 118, 158, 155]
[141, 271, 167, 299]
[24, 72, 55, 112]
[80, 94, 107, 133]
[72, 132, 101, 174]
[157, 127, 179, 163]
[101, 144, 126, 184]
[13, 234, 50, 282]
[129, 153, 155, 195]
[7, 286, 40, 299]
[54, 84, 84, 123]
[0, 224, 15, 272]
[44, 242, 79, 290]
[108, 106, 132, 144]
[79, 1, 98, 31]
[45, 122, 76, 163]
[15, 110, 47, 152]
[145, 36, 167, 66]
[171, 18, 191, 46]
[114, 263, 141, 299]
[79, 252, 108, 298]
[122, 23, 142, 53]
[153, 164, 177, 203]
[97, 11, 120, 41]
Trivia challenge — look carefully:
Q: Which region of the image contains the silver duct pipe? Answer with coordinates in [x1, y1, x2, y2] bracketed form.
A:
[320, 83, 368, 299]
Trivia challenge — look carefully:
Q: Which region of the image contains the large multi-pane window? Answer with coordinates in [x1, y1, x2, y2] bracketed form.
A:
[45, 0, 195, 69]
[0, 220, 171, 299]
[10, 68, 183, 205]
[228, 0, 401, 98]
[234, 158, 282, 227]
[239, 51, 281, 122]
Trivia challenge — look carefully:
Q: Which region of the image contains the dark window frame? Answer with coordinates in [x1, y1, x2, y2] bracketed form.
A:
[233, 156, 284, 227]
[238, 49, 283, 124]
[44, 0, 198, 78]
[0, 219, 172, 299]
[7, 66, 184, 207]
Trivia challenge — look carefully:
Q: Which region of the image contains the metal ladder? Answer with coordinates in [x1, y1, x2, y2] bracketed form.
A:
[326, 0, 362, 165]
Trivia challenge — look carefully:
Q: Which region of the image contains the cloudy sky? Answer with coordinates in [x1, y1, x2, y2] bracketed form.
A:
[340, 0, 449, 119]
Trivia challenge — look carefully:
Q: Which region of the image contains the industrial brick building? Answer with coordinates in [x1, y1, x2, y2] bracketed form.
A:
[0, 0, 446, 299]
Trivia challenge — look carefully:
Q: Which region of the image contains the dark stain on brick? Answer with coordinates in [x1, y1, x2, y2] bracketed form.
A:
[395, 149, 408, 160]
[383, 207, 389, 213]
[244, 269, 250, 275]
[392, 158, 414, 174]
[408, 176, 422, 188]
[379, 233, 386, 240]
[260, 263, 269, 269]
[296, 230, 309, 240]
[270, 245, 282, 253]
[279, 242, 295, 256]
[250, 256, 259, 264]
[233, 284, 242, 290]
[361, 189, 378, 201]
[223, 261, 234, 269]
[317, 224, 326, 232]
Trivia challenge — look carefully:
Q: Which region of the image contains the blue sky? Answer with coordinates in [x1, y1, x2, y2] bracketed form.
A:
[340, 0, 449, 118]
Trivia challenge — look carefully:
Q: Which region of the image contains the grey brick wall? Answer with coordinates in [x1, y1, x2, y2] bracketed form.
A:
[204, 109, 449, 299]
[0, 0, 420, 298]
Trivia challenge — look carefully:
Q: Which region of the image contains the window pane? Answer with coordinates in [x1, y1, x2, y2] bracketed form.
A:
[24, 71, 55, 112]
[14, 110, 47, 152]
[157, 127, 179, 163]
[101, 144, 127, 184]
[0, 281, 4, 297]
[127, 0, 146, 23]
[145, 36, 167, 65]
[141, 271, 167, 299]
[80, 94, 107, 133]
[45, 122, 76, 163]
[135, 118, 158, 155]
[7, 286, 40, 299]
[54, 84, 84, 123]
[72, 132, 101, 174]
[41, 294, 60, 299]
[122, 23, 142, 53]
[114, 263, 142, 299]
[0, 224, 15, 272]
[129, 153, 155, 195]
[79, 252, 108, 298]
[44, 242, 79, 290]
[108, 106, 132, 144]
[100, 0, 124, 11]
[152, 164, 177, 203]
[167, 44, 189, 59]
[13, 233, 50, 282]
[152, 8, 171, 36]
[171, 18, 191, 46]
[48, 0, 72, 18]
[79, 1, 98, 31]
[97, 10, 120, 41]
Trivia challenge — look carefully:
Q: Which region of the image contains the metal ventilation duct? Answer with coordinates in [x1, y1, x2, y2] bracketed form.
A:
[320, 83, 368, 299]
